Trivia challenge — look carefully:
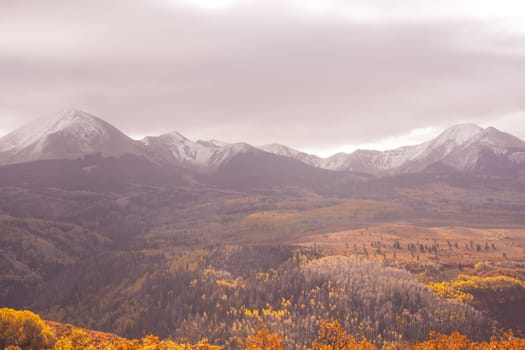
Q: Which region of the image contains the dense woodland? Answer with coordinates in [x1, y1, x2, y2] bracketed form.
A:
[44, 249, 493, 348]
[4, 240, 522, 349]
[2, 178, 525, 349]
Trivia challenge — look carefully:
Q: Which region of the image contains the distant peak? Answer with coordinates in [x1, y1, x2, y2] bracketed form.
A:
[54, 108, 98, 122]
[162, 131, 189, 141]
[223, 142, 255, 153]
[479, 125, 525, 148]
[435, 123, 483, 145]
[480, 125, 508, 139]
[260, 143, 290, 150]
[196, 139, 228, 148]
[445, 123, 483, 132]
[0, 108, 142, 165]
[209, 139, 228, 147]
[32, 109, 117, 136]
[483, 126, 499, 133]
[29, 109, 113, 135]
[59, 107, 88, 115]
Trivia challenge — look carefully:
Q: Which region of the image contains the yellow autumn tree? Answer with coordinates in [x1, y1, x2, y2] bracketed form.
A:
[195, 338, 221, 350]
[244, 323, 284, 350]
[0, 308, 55, 350]
[410, 331, 474, 350]
[312, 320, 376, 350]
[405, 330, 525, 349]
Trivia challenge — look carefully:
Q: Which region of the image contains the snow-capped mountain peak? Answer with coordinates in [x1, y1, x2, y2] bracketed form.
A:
[258, 144, 323, 167]
[0, 109, 146, 165]
[162, 131, 188, 142]
[140, 132, 258, 171]
[257, 124, 493, 174]
[475, 127, 525, 149]
[198, 139, 228, 148]
[260, 144, 302, 157]
[2, 110, 524, 176]
[142, 131, 215, 167]
[432, 123, 483, 146]
[0, 109, 99, 151]
[314, 123, 525, 174]
[389, 123, 485, 168]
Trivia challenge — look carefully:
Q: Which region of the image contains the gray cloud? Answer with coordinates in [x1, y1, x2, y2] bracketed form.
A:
[1, 0, 524, 153]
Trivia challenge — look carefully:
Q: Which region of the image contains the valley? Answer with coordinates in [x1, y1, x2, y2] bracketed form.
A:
[2, 178, 525, 348]
[1, 111, 525, 348]
[4, 0, 525, 347]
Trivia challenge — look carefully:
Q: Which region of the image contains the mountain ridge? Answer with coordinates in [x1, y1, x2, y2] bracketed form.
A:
[1, 109, 524, 177]
[261, 123, 525, 175]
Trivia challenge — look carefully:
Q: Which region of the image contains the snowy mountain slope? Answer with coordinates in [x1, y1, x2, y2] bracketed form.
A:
[0, 109, 150, 165]
[207, 143, 257, 169]
[259, 144, 323, 167]
[142, 132, 257, 172]
[436, 126, 525, 172]
[258, 124, 490, 174]
[313, 124, 525, 175]
[1, 109, 524, 177]
[258, 123, 525, 175]
[389, 124, 485, 173]
[142, 132, 221, 168]
[333, 124, 486, 174]
[0, 109, 307, 173]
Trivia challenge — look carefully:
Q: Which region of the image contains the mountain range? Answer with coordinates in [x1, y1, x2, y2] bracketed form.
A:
[3, 109, 525, 344]
[1, 109, 524, 184]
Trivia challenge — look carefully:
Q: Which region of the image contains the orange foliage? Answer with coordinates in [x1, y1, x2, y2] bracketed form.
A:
[312, 320, 376, 350]
[410, 331, 525, 350]
[4, 308, 525, 350]
[244, 323, 284, 350]
[0, 308, 55, 350]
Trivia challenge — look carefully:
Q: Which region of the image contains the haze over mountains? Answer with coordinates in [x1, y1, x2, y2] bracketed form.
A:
[1, 109, 524, 180]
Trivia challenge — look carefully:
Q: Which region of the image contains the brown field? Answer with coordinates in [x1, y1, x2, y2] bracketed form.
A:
[295, 224, 525, 280]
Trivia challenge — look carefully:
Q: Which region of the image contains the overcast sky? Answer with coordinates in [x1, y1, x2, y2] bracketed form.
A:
[1, 0, 524, 156]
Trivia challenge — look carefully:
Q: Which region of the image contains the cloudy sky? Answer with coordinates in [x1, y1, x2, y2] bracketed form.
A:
[1, 0, 524, 156]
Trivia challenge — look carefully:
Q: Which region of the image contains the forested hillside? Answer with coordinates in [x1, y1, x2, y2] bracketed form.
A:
[2, 175, 525, 348]
[0, 215, 109, 306]
[11, 245, 493, 349]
